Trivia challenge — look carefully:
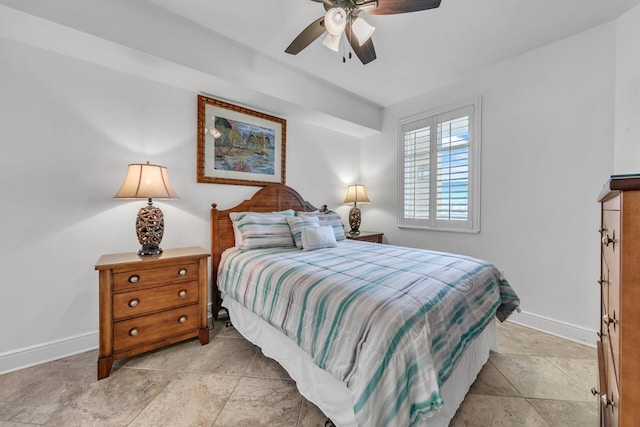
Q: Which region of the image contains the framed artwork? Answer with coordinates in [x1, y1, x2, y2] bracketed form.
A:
[197, 95, 286, 186]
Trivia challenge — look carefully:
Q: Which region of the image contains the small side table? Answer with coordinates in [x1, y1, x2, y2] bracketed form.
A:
[95, 246, 210, 380]
[346, 231, 384, 244]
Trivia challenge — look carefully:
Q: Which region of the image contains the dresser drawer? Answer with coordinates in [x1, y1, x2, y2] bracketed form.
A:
[113, 304, 199, 352]
[113, 281, 199, 320]
[113, 262, 198, 291]
[603, 195, 620, 211]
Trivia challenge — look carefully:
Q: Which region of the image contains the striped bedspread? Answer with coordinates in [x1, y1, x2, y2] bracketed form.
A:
[217, 241, 519, 427]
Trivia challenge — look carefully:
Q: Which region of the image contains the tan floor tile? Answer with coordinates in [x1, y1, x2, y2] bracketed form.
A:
[468, 358, 520, 397]
[181, 336, 259, 376]
[458, 394, 550, 427]
[490, 353, 593, 402]
[129, 372, 239, 427]
[546, 356, 598, 392]
[45, 367, 176, 426]
[213, 377, 302, 427]
[245, 351, 292, 380]
[528, 398, 598, 427]
[0, 362, 93, 424]
[497, 322, 595, 359]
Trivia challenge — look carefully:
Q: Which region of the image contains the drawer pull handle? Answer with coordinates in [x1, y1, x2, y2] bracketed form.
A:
[178, 269, 187, 276]
[602, 233, 615, 247]
[128, 299, 140, 308]
[603, 313, 618, 326]
[591, 387, 599, 396]
[597, 278, 608, 286]
[601, 394, 615, 408]
[178, 315, 188, 324]
[178, 290, 187, 298]
[129, 328, 139, 336]
[597, 331, 607, 338]
[128, 275, 140, 284]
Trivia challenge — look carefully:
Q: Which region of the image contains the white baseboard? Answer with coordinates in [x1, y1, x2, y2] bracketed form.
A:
[508, 310, 597, 348]
[0, 331, 98, 375]
[1, 307, 596, 376]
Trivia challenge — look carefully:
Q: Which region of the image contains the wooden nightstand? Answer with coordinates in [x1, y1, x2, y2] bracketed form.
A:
[346, 231, 384, 243]
[95, 247, 210, 380]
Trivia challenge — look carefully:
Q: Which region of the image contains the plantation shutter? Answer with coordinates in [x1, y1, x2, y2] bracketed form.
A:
[403, 120, 431, 220]
[399, 102, 479, 232]
[436, 108, 471, 222]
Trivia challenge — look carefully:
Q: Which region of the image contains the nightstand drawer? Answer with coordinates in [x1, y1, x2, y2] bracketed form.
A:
[113, 262, 198, 291]
[113, 304, 199, 352]
[113, 281, 199, 320]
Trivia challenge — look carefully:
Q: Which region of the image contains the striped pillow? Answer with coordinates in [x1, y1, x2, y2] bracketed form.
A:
[286, 216, 320, 249]
[235, 214, 294, 250]
[297, 211, 345, 241]
[230, 210, 295, 247]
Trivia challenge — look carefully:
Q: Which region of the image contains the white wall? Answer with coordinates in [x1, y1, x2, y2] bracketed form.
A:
[0, 36, 360, 373]
[614, 3, 640, 173]
[361, 23, 617, 344]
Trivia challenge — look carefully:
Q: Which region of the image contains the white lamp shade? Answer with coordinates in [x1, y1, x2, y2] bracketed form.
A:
[113, 162, 179, 199]
[322, 33, 341, 52]
[325, 7, 347, 36]
[352, 17, 375, 45]
[343, 184, 371, 205]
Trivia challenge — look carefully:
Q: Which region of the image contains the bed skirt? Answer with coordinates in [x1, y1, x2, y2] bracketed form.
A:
[222, 296, 497, 427]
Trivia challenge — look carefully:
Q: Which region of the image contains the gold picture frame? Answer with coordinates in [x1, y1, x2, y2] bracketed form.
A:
[197, 95, 286, 186]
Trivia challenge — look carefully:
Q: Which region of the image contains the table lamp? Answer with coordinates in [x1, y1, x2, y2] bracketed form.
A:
[113, 161, 179, 255]
[343, 184, 371, 235]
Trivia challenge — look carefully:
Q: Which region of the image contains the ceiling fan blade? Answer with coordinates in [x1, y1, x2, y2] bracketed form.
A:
[366, 0, 441, 15]
[285, 16, 326, 55]
[345, 23, 376, 64]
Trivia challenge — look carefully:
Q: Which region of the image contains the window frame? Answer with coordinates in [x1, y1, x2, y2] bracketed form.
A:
[397, 97, 482, 233]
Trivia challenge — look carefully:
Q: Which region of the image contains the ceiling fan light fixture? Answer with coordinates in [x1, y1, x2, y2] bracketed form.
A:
[322, 33, 341, 52]
[325, 7, 347, 36]
[352, 17, 375, 45]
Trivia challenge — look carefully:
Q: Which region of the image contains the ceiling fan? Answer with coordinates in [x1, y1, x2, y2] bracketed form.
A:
[285, 0, 442, 65]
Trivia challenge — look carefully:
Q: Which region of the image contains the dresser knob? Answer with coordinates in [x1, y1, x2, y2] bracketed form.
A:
[597, 278, 607, 286]
[178, 290, 187, 298]
[128, 298, 140, 308]
[129, 328, 139, 336]
[597, 330, 607, 338]
[128, 275, 140, 284]
[178, 315, 187, 324]
[591, 387, 599, 396]
[178, 268, 187, 276]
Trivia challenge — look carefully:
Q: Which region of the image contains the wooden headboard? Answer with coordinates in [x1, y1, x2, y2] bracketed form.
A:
[210, 184, 321, 315]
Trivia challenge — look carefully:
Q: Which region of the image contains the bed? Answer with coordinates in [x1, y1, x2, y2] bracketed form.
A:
[210, 184, 520, 427]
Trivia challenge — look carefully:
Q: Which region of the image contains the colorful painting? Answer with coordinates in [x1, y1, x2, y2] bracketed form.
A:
[197, 95, 286, 186]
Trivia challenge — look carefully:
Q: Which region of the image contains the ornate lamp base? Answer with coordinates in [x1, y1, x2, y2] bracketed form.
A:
[136, 202, 165, 256]
[348, 206, 361, 235]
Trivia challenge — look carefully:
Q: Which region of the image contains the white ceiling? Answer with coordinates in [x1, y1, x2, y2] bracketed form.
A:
[145, 0, 640, 107]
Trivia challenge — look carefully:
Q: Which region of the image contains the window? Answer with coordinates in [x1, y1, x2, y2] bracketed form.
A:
[398, 98, 481, 232]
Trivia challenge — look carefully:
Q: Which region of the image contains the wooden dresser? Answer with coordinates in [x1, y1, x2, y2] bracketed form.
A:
[596, 175, 640, 426]
[95, 247, 210, 380]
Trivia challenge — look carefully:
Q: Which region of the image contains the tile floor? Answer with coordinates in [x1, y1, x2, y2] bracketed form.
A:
[0, 320, 598, 426]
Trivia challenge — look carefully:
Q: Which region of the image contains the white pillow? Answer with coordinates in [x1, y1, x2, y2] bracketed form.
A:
[301, 226, 337, 251]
